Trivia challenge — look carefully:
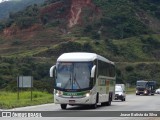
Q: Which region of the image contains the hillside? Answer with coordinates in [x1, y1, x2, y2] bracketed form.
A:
[0, 0, 160, 92]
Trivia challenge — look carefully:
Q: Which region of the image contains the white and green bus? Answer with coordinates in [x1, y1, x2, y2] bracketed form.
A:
[50, 52, 116, 109]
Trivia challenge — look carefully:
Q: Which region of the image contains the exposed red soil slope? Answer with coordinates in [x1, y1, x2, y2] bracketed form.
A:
[68, 0, 99, 27]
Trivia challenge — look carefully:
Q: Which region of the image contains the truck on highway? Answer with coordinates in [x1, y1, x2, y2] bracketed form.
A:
[115, 84, 126, 101]
[50, 52, 116, 109]
[136, 80, 156, 95]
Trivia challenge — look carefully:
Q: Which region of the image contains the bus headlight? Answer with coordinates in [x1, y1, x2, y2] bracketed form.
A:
[144, 90, 147, 94]
[85, 93, 90, 97]
[56, 91, 63, 96]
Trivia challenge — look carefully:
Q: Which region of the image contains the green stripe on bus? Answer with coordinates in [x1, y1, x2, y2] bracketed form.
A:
[63, 91, 89, 96]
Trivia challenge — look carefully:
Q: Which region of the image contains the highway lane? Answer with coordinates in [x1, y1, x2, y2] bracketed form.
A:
[8, 94, 160, 111]
[1, 94, 160, 120]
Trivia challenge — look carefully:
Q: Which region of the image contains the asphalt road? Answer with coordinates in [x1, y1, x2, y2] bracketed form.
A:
[1, 94, 160, 120]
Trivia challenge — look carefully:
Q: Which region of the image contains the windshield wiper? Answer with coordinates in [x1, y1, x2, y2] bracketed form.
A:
[64, 73, 72, 89]
[73, 73, 81, 89]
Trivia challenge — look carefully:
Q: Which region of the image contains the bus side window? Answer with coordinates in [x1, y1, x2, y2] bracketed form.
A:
[106, 63, 109, 76]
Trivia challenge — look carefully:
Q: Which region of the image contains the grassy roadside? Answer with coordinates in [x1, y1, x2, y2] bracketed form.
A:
[126, 87, 136, 94]
[0, 91, 53, 109]
[0, 88, 137, 109]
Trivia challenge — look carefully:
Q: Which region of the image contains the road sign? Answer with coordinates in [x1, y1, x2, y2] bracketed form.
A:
[17, 76, 33, 101]
[18, 76, 33, 88]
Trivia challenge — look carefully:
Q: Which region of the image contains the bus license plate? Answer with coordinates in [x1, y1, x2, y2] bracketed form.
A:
[69, 100, 75, 104]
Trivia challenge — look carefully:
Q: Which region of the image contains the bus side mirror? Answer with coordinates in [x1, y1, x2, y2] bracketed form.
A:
[50, 65, 56, 77]
[91, 65, 96, 78]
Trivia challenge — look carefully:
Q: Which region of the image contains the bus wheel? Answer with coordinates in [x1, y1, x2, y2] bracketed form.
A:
[106, 97, 112, 106]
[61, 104, 67, 109]
[106, 93, 112, 106]
[91, 93, 98, 109]
[106, 100, 111, 106]
[91, 103, 97, 109]
[101, 101, 108, 106]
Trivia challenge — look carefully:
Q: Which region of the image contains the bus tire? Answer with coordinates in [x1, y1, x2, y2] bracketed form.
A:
[61, 104, 67, 109]
[101, 95, 109, 106]
[101, 101, 108, 106]
[106, 99, 111, 106]
[106, 93, 112, 106]
[91, 103, 97, 109]
[91, 93, 98, 109]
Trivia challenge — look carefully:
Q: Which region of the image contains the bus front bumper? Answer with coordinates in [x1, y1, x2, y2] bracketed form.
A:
[136, 90, 148, 95]
[54, 95, 96, 105]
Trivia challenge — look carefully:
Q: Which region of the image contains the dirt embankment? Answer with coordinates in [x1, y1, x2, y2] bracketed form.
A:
[68, 0, 99, 27]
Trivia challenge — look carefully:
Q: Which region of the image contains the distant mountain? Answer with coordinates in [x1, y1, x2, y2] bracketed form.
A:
[0, 0, 10, 3]
[0, 0, 45, 20]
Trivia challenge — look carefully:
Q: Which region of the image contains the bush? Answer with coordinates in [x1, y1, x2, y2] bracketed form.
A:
[92, 32, 100, 40]
[45, 20, 60, 27]
[15, 17, 37, 29]
[11, 40, 22, 46]
[105, 39, 119, 55]
[83, 25, 93, 33]
[83, 42, 93, 52]
[125, 66, 134, 72]
[141, 36, 160, 54]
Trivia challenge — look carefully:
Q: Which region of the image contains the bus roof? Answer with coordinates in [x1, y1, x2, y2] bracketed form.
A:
[137, 80, 156, 83]
[137, 80, 147, 82]
[57, 52, 114, 64]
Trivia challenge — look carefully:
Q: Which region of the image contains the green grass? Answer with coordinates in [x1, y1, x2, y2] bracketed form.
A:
[126, 87, 136, 94]
[0, 91, 53, 109]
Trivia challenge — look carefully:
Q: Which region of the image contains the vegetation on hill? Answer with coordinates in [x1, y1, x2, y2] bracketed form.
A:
[0, 0, 160, 92]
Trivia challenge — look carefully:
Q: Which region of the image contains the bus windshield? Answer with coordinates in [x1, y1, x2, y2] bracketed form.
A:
[136, 81, 147, 88]
[55, 62, 93, 91]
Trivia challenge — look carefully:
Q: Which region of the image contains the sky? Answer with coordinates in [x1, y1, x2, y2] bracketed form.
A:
[0, 0, 10, 3]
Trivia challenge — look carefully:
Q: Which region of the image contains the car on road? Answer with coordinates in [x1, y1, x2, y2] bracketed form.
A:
[115, 84, 126, 101]
[155, 88, 160, 94]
